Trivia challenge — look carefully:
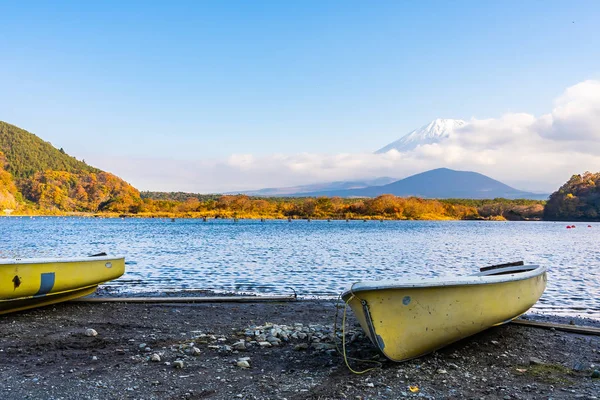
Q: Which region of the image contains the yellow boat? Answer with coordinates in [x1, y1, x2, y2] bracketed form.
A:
[0, 255, 125, 314]
[341, 262, 547, 362]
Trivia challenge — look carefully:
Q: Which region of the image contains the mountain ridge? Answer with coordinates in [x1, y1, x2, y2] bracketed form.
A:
[293, 168, 548, 200]
[227, 177, 396, 196]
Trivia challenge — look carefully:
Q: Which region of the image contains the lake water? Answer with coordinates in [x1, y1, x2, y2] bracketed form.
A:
[1, 217, 599, 319]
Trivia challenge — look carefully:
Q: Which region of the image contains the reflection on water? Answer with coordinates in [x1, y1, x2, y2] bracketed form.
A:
[1, 217, 599, 319]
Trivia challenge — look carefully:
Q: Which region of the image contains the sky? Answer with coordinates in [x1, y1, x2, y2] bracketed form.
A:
[1, 1, 599, 193]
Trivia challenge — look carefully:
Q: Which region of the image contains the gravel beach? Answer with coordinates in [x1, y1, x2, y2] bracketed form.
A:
[1, 299, 599, 400]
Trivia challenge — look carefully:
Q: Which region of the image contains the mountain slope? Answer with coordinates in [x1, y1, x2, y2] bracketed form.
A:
[0, 121, 141, 212]
[0, 121, 98, 179]
[375, 118, 466, 153]
[296, 168, 548, 199]
[229, 177, 396, 196]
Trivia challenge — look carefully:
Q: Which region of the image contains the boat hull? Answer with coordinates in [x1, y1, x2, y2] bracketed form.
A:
[0, 256, 125, 314]
[342, 266, 546, 362]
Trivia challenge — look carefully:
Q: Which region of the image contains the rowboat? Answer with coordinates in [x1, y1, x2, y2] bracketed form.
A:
[341, 262, 547, 362]
[0, 255, 125, 315]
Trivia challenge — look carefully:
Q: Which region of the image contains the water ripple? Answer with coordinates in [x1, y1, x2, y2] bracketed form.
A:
[1, 217, 598, 319]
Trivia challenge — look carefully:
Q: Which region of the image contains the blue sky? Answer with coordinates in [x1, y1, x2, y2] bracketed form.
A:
[1, 1, 599, 191]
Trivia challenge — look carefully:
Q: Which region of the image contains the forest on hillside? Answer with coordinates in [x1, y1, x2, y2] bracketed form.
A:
[0, 122, 98, 179]
[0, 122, 141, 213]
[544, 172, 600, 221]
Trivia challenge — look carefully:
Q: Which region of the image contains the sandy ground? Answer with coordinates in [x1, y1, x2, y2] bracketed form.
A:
[1, 299, 599, 400]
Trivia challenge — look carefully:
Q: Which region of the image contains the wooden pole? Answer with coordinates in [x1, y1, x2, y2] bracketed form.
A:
[71, 295, 297, 304]
[511, 319, 600, 336]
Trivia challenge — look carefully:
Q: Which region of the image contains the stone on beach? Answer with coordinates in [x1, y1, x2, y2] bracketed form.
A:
[232, 341, 247, 351]
[529, 357, 545, 366]
[85, 328, 98, 337]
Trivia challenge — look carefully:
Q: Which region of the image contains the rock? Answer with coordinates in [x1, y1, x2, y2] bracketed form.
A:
[591, 369, 600, 378]
[572, 362, 588, 371]
[173, 360, 184, 369]
[138, 343, 147, 349]
[266, 336, 280, 344]
[529, 357, 544, 366]
[294, 343, 309, 351]
[85, 328, 98, 337]
[490, 340, 499, 346]
[237, 360, 250, 369]
[150, 354, 161, 362]
[91, 356, 98, 361]
[437, 369, 448, 374]
[191, 347, 201, 356]
[258, 342, 272, 348]
[232, 341, 246, 351]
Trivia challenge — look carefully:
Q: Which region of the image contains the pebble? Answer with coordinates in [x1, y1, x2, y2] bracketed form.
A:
[85, 329, 98, 337]
[232, 341, 247, 351]
[529, 357, 544, 366]
[150, 354, 161, 362]
[572, 362, 587, 371]
[191, 347, 201, 356]
[591, 369, 600, 378]
[237, 360, 250, 368]
[258, 342, 272, 348]
[173, 360, 184, 369]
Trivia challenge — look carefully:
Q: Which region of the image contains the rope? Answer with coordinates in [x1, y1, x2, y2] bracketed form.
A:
[334, 292, 382, 374]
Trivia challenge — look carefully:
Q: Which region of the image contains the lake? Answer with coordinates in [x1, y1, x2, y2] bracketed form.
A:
[1, 217, 599, 319]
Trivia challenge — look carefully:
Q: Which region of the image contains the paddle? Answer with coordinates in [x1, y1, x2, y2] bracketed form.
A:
[89, 252, 108, 257]
[480, 260, 524, 272]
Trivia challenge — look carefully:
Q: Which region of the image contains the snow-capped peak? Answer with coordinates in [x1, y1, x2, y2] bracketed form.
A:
[375, 118, 466, 153]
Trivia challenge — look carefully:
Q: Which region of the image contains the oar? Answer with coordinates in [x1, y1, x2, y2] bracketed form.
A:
[480, 260, 524, 272]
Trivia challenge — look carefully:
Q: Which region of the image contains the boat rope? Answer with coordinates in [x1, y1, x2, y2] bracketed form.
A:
[333, 292, 382, 374]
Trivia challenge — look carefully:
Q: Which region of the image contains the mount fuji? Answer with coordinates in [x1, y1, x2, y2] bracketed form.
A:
[375, 118, 466, 153]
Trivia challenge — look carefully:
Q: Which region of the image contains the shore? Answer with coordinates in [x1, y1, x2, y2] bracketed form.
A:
[1, 299, 599, 400]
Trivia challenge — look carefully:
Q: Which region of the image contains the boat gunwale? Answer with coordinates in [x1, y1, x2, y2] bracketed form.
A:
[0, 255, 125, 265]
[342, 264, 546, 297]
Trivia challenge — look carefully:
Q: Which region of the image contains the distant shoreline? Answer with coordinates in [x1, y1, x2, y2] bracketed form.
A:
[0, 212, 576, 222]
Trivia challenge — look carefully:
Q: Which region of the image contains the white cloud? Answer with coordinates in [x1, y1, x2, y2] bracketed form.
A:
[88, 80, 600, 194]
[539, 80, 600, 143]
